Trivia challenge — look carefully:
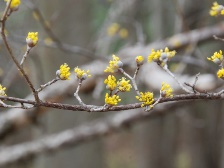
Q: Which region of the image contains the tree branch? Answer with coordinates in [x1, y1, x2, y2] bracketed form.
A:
[0, 22, 223, 139]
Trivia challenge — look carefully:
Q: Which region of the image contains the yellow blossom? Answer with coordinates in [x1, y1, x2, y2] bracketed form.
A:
[209, 2, 224, 16]
[207, 50, 223, 64]
[160, 82, 173, 98]
[57, 63, 71, 80]
[163, 47, 176, 59]
[105, 93, 121, 106]
[148, 47, 176, 64]
[135, 56, 144, 65]
[117, 77, 132, 92]
[107, 23, 120, 36]
[104, 55, 123, 73]
[26, 32, 38, 47]
[74, 67, 91, 80]
[148, 49, 162, 62]
[136, 92, 154, 107]
[104, 75, 117, 91]
[119, 28, 128, 39]
[0, 85, 7, 97]
[5, 0, 20, 11]
[217, 68, 224, 79]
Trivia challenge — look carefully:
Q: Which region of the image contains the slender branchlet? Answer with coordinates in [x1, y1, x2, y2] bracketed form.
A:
[20, 47, 32, 66]
[162, 65, 193, 93]
[119, 68, 140, 96]
[36, 78, 60, 92]
[133, 65, 140, 79]
[0, 100, 32, 109]
[185, 73, 200, 94]
[74, 79, 86, 106]
[0, 2, 40, 103]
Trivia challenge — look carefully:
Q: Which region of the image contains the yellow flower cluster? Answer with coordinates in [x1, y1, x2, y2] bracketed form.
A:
[0, 85, 7, 97]
[160, 82, 173, 98]
[148, 47, 176, 64]
[104, 55, 122, 73]
[207, 50, 223, 64]
[5, 0, 20, 11]
[117, 77, 132, 92]
[210, 2, 224, 16]
[74, 67, 91, 80]
[58, 63, 71, 80]
[135, 56, 144, 65]
[104, 75, 132, 92]
[105, 93, 121, 106]
[107, 23, 128, 39]
[148, 49, 162, 62]
[104, 75, 117, 91]
[26, 32, 38, 47]
[217, 68, 224, 79]
[136, 92, 154, 107]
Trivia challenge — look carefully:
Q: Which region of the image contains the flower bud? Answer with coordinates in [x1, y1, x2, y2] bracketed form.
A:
[135, 56, 144, 65]
[5, 0, 20, 11]
[81, 73, 88, 80]
[56, 70, 61, 79]
[26, 32, 38, 48]
[117, 61, 123, 68]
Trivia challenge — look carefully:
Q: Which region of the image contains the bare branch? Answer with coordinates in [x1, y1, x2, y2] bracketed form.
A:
[36, 78, 59, 92]
[0, 92, 223, 112]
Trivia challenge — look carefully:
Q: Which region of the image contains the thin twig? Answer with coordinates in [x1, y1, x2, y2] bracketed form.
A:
[185, 73, 200, 94]
[36, 78, 59, 92]
[20, 47, 31, 66]
[74, 79, 86, 106]
[215, 90, 224, 96]
[119, 68, 140, 96]
[213, 35, 224, 42]
[162, 65, 193, 93]
[133, 65, 140, 79]
[0, 0, 12, 22]
[0, 3, 40, 103]
[152, 97, 162, 108]
[0, 100, 32, 109]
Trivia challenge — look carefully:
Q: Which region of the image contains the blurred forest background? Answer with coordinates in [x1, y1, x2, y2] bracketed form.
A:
[0, 0, 224, 168]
